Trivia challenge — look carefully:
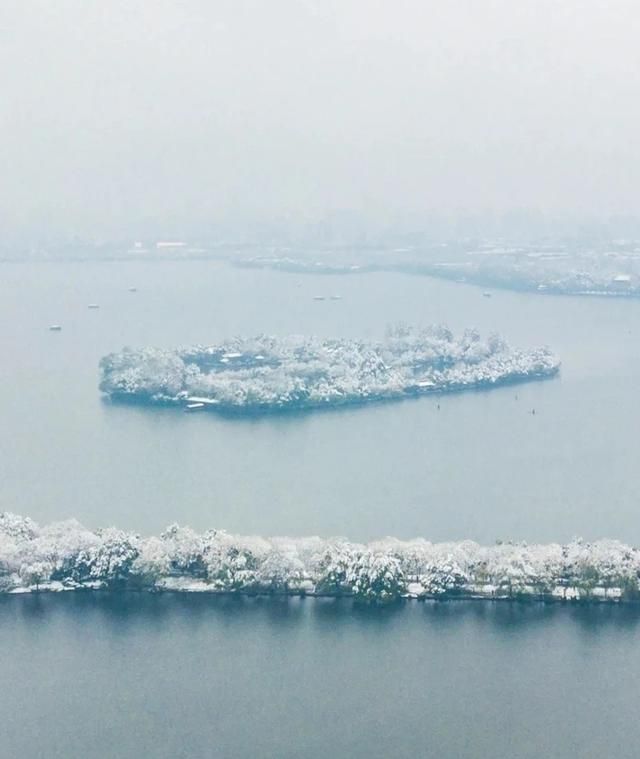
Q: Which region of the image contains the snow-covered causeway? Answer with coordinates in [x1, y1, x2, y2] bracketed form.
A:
[2, 512, 636, 604]
[99, 325, 559, 412]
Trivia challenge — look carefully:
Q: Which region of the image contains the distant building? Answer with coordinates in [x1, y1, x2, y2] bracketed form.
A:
[612, 274, 632, 290]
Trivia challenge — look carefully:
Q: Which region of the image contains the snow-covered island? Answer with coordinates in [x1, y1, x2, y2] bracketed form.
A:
[99, 326, 559, 412]
[1, 512, 638, 604]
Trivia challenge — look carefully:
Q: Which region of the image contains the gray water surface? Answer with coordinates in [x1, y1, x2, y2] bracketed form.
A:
[1, 594, 639, 759]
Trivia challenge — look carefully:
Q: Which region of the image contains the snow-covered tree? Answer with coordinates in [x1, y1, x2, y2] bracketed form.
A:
[160, 524, 207, 577]
[204, 532, 271, 592]
[347, 552, 406, 604]
[76, 528, 140, 587]
[19, 559, 54, 590]
[0, 512, 38, 542]
[255, 548, 306, 593]
[313, 540, 359, 595]
[421, 556, 469, 597]
[131, 537, 171, 587]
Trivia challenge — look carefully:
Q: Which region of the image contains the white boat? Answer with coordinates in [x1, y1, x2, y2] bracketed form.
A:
[128, 287, 137, 292]
[185, 402, 205, 411]
[313, 295, 326, 301]
[483, 292, 492, 298]
[88, 304, 99, 309]
[49, 325, 62, 331]
[330, 295, 342, 300]
[185, 397, 219, 406]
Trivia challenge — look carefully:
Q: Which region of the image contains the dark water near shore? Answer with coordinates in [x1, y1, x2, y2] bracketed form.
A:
[2, 259, 640, 758]
[2, 594, 640, 759]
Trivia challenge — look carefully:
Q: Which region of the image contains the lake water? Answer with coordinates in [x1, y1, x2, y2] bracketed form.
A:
[1, 259, 639, 542]
[3, 594, 640, 759]
[2, 259, 640, 758]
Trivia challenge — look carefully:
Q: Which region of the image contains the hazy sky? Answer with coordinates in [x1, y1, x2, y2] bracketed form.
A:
[1, 0, 640, 240]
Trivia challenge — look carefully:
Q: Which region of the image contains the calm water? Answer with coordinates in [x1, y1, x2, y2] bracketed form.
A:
[2, 594, 640, 759]
[2, 259, 640, 758]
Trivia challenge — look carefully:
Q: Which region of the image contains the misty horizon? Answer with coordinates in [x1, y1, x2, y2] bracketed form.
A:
[2, 0, 640, 245]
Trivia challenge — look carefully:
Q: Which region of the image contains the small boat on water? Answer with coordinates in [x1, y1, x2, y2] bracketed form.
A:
[330, 295, 342, 300]
[49, 325, 62, 331]
[185, 402, 205, 411]
[313, 295, 326, 301]
[483, 292, 492, 298]
[88, 304, 99, 309]
[128, 287, 137, 292]
[185, 396, 219, 407]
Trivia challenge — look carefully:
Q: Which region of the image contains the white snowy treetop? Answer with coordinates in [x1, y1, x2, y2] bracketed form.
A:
[2, 512, 637, 603]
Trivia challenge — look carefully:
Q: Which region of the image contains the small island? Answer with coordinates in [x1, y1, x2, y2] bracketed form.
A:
[99, 325, 559, 413]
[1, 512, 638, 604]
